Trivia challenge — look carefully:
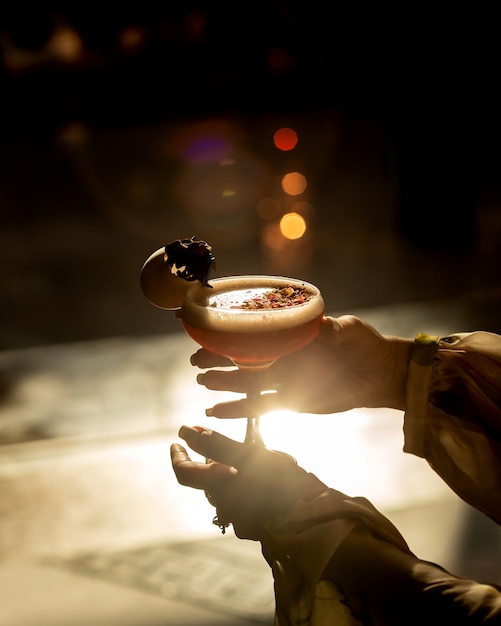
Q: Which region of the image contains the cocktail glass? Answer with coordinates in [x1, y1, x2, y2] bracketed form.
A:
[177, 275, 325, 446]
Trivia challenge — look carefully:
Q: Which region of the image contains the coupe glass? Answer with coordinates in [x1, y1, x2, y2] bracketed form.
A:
[177, 275, 325, 446]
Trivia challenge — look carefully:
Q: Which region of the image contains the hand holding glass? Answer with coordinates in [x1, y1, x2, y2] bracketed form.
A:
[177, 275, 325, 446]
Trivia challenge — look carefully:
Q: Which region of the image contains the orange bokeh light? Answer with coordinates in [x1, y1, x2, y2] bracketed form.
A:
[281, 171, 307, 196]
[49, 27, 83, 62]
[280, 212, 307, 240]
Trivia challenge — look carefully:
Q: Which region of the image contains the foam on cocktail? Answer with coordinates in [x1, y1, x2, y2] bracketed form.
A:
[181, 276, 324, 333]
[141, 241, 326, 443]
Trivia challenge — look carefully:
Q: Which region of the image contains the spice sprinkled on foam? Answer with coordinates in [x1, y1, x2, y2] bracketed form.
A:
[209, 285, 314, 310]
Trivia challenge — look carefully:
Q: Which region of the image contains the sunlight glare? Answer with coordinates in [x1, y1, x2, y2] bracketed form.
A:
[260, 406, 450, 510]
[260, 409, 372, 495]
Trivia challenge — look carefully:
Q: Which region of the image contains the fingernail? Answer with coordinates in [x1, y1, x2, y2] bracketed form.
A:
[179, 425, 211, 443]
[178, 425, 200, 443]
[205, 407, 214, 417]
[190, 354, 197, 366]
[196, 373, 205, 384]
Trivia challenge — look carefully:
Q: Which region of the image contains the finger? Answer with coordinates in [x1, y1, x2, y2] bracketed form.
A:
[170, 442, 191, 466]
[322, 315, 341, 332]
[190, 348, 234, 369]
[170, 443, 212, 489]
[205, 392, 281, 419]
[197, 369, 247, 393]
[178, 426, 253, 469]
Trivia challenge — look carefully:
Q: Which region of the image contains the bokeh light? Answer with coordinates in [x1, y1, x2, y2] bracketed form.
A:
[280, 212, 306, 239]
[281, 171, 307, 195]
[183, 135, 230, 164]
[48, 26, 83, 62]
[165, 120, 240, 165]
[164, 119, 270, 244]
[273, 127, 298, 151]
[118, 25, 146, 52]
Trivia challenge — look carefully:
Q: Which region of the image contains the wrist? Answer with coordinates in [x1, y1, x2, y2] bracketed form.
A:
[263, 472, 329, 524]
[384, 337, 414, 410]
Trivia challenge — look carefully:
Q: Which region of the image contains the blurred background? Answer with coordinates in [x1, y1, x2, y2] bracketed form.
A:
[1, 3, 501, 625]
[2, 1, 501, 349]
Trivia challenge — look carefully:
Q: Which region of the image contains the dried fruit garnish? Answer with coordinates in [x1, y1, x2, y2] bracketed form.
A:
[235, 285, 313, 310]
[164, 236, 216, 287]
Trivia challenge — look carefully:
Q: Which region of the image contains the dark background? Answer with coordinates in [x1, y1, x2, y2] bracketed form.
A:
[1, 2, 501, 348]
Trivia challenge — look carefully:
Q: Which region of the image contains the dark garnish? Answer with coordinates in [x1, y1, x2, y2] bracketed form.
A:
[164, 236, 216, 287]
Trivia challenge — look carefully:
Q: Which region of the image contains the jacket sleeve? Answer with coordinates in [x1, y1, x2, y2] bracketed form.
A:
[260, 330, 501, 625]
[261, 485, 501, 626]
[404, 331, 501, 524]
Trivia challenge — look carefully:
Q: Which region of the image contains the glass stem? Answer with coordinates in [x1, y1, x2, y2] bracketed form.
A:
[245, 411, 264, 446]
[238, 365, 269, 447]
